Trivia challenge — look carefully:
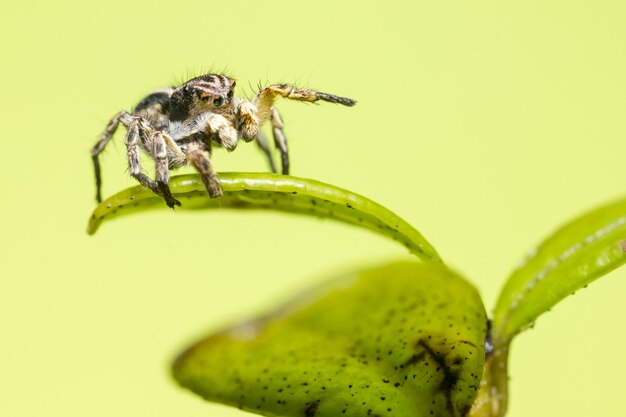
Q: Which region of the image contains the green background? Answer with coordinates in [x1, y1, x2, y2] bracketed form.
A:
[1, 1, 625, 416]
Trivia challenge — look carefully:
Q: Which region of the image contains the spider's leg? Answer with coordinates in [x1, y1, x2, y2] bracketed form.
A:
[256, 130, 277, 173]
[270, 107, 289, 175]
[253, 84, 356, 126]
[125, 122, 161, 196]
[136, 117, 186, 160]
[90, 110, 131, 202]
[186, 142, 223, 198]
[151, 131, 181, 208]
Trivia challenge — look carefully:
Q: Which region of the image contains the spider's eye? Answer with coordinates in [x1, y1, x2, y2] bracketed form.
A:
[227, 90, 234, 100]
[200, 95, 210, 103]
[213, 96, 224, 107]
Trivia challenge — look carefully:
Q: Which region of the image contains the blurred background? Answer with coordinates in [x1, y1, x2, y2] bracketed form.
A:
[1, 1, 625, 416]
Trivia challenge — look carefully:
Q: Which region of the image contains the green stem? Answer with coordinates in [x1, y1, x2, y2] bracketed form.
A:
[87, 173, 442, 263]
[469, 346, 510, 417]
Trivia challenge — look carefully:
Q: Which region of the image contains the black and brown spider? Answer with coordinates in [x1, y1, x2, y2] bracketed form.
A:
[91, 74, 356, 208]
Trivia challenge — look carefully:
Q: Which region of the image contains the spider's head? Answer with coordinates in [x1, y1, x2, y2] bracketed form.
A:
[169, 74, 236, 122]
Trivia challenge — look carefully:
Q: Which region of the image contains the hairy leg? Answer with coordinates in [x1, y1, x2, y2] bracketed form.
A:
[126, 122, 161, 196]
[151, 131, 181, 208]
[256, 130, 277, 173]
[254, 84, 356, 126]
[270, 107, 289, 175]
[90, 111, 131, 202]
[186, 142, 223, 198]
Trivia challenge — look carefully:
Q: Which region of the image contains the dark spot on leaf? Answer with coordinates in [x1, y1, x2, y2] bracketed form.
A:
[458, 340, 478, 348]
[304, 400, 319, 417]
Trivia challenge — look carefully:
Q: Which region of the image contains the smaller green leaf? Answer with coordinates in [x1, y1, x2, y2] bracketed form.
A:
[493, 196, 626, 343]
[87, 173, 442, 263]
[173, 261, 487, 417]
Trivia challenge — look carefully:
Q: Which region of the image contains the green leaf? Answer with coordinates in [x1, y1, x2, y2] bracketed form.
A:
[87, 173, 442, 263]
[173, 261, 487, 417]
[493, 196, 626, 343]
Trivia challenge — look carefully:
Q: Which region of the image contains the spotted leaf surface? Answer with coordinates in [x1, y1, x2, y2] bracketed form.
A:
[173, 261, 487, 417]
[493, 196, 626, 343]
[87, 173, 441, 263]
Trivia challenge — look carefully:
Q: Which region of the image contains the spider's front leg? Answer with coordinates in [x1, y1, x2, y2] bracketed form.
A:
[252, 84, 356, 175]
[254, 84, 356, 126]
[186, 142, 223, 198]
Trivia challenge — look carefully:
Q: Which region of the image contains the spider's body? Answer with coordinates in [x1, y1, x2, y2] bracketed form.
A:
[91, 73, 356, 207]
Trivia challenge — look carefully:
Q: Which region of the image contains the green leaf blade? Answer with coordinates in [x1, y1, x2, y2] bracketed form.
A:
[173, 261, 487, 417]
[493, 197, 626, 343]
[87, 173, 442, 263]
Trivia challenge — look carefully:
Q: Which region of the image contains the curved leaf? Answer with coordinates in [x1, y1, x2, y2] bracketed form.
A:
[493, 196, 626, 343]
[173, 261, 487, 417]
[87, 173, 442, 263]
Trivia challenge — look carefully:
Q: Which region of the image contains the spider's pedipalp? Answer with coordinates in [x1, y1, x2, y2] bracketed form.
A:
[196, 112, 238, 151]
[236, 99, 259, 142]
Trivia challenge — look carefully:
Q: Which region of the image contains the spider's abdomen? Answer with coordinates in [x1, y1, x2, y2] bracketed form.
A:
[133, 87, 174, 130]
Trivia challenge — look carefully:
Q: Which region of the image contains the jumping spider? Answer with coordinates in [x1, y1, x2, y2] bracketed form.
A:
[91, 74, 356, 208]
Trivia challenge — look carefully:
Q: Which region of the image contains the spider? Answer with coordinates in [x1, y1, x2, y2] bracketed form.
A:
[90, 73, 356, 208]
